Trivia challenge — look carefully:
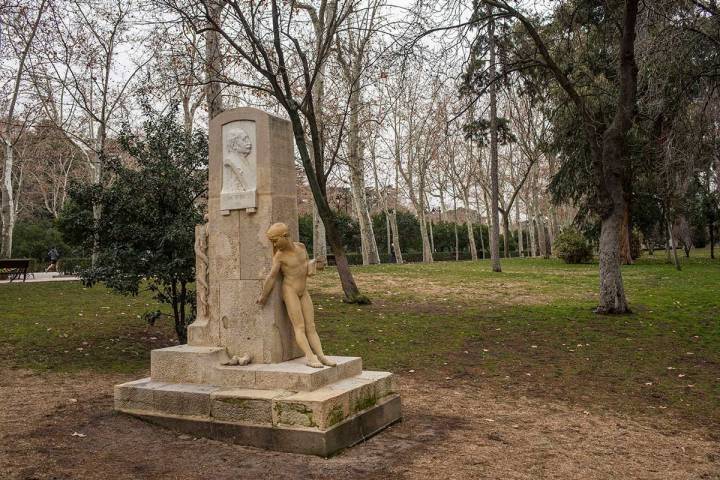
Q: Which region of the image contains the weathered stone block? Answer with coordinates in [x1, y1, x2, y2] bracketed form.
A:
[153, 383, 219, 417]
[210, 388, 290, 424]
[150, 345, 227, 384]
[273, 372, 395, 431]
[114, 378, 163, 412]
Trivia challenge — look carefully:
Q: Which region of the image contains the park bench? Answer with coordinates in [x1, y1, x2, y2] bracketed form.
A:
[0, 258, 31, 282]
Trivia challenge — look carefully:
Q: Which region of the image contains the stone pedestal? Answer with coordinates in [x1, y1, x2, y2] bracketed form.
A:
[115, 350, 401, 456]
[113, 108, 401, 455]
[187, 108, 302, 362]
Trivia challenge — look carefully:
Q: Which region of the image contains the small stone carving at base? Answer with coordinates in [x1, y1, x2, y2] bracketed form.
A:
[222, 353, 252, 366]
[257, 223, 336, 369]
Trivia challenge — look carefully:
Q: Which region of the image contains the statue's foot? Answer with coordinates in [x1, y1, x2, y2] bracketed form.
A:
[235, 354, 251, 366]
[222, 354, 251, 366]
[318, 355, 337, 367]
[305, 356, 324, 368]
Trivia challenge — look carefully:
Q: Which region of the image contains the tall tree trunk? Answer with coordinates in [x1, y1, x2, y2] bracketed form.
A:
[516, 199, 524, 257]
[350, 164, 380, 264]
[1, 0, 47, 257]
[478, 187, 488, 259]
[388, 209, 403, 263]
[536, 212, 548, 258]
[487, 7, 501, 272]
[464, 193, 477, 260]
[1, 142, 15, 258]
[347, 83, 379, 265]
[428, 209, 435, 253]
[453, 193, 459, 260]
[619, 202, 633, 264]
[313, 202, 327, 260]
[531, 173, 548, 259]
[419, 210, 433, 262]
[205, 0, 225, 120]
[502, 210, 511, 258]
[386, 212, 391, 256]
[483, 190, 493, 259]
[389, 164, 403, 263]
[594, 0, 639, 314]
[527, 197, 537, 257]
[667, 219, 681, 271]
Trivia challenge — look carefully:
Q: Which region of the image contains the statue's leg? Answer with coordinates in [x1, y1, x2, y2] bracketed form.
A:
[300, 291, 336, 367]
[283, 288, 323, 368]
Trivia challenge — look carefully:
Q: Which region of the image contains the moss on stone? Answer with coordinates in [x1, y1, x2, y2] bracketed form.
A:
[353, 393, 377, 413]
[275, 402, 317, 428]
[326, 405, 345, 427]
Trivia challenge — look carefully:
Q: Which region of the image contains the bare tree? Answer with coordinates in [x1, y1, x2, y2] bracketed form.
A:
[389, 68, 441, 263]
[31, 0, 149, 264]
[0, 0, 48, 257]
[336, 0, 383, 264]
[449, 129, 478, 260]
[22, 121, 87, 218]
[165, 0, 369, 302]
[486, 5, 501, 272]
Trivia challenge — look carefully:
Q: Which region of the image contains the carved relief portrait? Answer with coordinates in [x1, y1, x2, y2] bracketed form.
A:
[221, 120, 257, 211]
[228, 129, 253, 158]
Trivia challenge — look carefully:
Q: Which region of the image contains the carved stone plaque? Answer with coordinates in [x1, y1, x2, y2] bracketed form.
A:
[220, 120, 257, 211]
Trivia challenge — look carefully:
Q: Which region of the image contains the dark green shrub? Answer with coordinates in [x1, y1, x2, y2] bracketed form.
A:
[553, 228, 593, 264]
[12, 218, 79, 263]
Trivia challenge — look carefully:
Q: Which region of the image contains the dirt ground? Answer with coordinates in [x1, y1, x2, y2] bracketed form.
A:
[1, 368, 718, 480]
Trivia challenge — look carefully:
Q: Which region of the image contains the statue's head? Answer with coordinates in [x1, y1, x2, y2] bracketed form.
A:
[266, 222, 291, 251]
[227, 130, 252, 158]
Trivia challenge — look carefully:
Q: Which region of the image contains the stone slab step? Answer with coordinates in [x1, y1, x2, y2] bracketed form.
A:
[150, 345, 362, 391]
[125, 395, 402, 457]
[115, 370, 396, 431]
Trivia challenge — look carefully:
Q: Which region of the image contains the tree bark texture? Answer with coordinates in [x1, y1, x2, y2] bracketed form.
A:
[594, 0, 639, 314]
[388, 209, 403, 263]
[488, 9, 501, 272]
[1, 142, 15, 258]
[205, 0, 225, 120]
[502, 210, 511, 258]
[464, 194, 478, 260]
[312, 202, 327, 260]
[349, 161, 380, 264]
[1, 0, 47, 257]
[516, 200, 524, 257]
[527, 197, 537, 257]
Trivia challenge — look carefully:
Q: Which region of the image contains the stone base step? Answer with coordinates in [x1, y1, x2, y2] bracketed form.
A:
[114, 370, 401, 456]
[150, 345, 362, 391]
[124, 395, 401, 457]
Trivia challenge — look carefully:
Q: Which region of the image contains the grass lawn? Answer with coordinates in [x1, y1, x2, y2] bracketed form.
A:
[1, 248, 718, 426]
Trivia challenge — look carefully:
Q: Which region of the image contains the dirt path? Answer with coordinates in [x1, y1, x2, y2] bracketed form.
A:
[1, 368, 718, 480]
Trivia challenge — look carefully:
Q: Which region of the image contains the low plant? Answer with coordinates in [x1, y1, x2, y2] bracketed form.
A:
[553, 228, 594, 264]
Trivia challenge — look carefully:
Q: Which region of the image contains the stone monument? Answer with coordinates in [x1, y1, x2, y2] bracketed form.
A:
[114, 108, 401, 456]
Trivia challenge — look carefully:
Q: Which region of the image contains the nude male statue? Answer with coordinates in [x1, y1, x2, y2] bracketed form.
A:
[256, 222, 336, 369]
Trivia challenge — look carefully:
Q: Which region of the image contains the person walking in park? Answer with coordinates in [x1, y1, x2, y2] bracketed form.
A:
[46, 246, 60, 272]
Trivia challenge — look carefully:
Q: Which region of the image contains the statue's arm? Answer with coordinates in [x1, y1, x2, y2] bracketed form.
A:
[257, 255, 281, 305]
